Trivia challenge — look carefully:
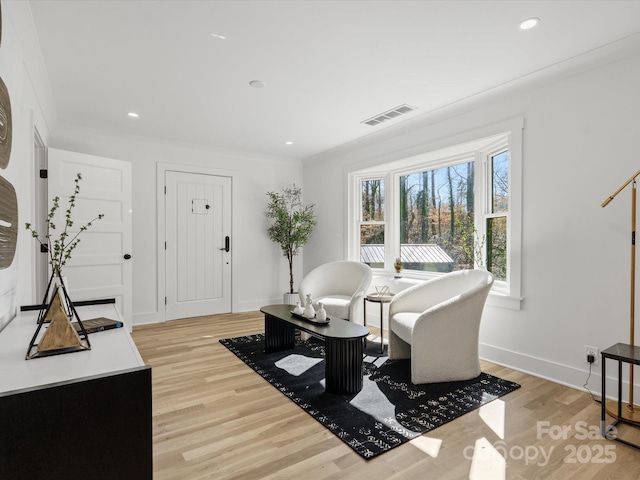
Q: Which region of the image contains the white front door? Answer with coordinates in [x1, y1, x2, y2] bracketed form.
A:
[47, 149, 133, 330]
[165, 171, 231, 320]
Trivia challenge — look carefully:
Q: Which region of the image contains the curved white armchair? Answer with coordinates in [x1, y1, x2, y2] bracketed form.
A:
[388, 269, 494, 384]
[298, 261, 373, 324]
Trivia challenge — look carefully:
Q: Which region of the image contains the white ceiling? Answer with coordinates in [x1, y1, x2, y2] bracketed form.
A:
[28, 0, 640, 161]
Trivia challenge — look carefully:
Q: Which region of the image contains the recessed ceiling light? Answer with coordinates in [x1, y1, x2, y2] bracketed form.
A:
[210, 33, 227, 40]
[519, 17, 540, 30]
[128, 112, 139, 118]
[285, 141, 293, 145]
[249, 80, 266, 88]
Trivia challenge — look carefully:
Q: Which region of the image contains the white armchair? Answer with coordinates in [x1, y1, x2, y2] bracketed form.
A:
[388, 269, 494, 384]
[298, 261, 373, 324]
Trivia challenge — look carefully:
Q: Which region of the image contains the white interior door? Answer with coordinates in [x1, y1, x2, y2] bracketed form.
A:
[165, 171, 231, 320]
[47, 149, 133, 330]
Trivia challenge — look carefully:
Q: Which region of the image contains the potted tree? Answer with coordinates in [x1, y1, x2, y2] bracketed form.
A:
[265, 184, 316, 304]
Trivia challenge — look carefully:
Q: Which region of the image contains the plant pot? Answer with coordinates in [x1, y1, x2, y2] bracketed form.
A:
[283, 292, 299, 306]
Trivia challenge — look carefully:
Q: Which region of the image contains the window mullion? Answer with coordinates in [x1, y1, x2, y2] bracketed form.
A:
[387, 172, 398, 272]
[476, 152, 488, 268]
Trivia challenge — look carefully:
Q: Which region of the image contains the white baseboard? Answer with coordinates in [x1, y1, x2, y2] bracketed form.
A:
[132, 301, 271, 327]
[133, 311, 164, 326]
[479, 342, 634, 402]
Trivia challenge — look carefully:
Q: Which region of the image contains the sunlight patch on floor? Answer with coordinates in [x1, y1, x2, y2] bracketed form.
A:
[479, 397, 505, 439]
[468, 437, 506, 480]
[409, 435, 442, 457]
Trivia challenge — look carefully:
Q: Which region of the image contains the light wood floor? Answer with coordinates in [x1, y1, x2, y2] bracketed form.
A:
[132, 312, 640, 480]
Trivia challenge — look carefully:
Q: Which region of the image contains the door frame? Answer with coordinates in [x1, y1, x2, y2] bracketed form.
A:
[48, 148, 133, 328]
[33, 127, 48, 303]
[156, 163, 235, 320]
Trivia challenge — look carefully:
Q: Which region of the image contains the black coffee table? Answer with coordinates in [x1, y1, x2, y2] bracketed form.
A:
[260, 304, 370, 394]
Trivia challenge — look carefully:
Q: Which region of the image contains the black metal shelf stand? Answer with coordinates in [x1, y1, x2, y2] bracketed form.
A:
[601, 343, 640, 450]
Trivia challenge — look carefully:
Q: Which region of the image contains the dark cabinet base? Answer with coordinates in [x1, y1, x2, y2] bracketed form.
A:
[0, 366, 152, 479]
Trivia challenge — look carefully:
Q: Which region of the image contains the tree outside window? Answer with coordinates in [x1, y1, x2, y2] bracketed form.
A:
[399, 161, 476, 272]
[356, 149, 509, 281]
[360, 179, 385, 267]
[486, 150, 508, 281]
[350, 122, 523, 308]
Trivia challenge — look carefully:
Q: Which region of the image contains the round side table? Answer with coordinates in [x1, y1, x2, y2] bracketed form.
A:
[364, 293, 394, 353]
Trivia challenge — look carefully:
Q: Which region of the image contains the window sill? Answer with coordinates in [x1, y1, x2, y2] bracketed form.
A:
[369, 271, 429, 290]
[486, 291, 522, 310]
[370, 269, 522, 310]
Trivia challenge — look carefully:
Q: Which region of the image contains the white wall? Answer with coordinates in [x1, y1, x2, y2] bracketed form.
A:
[7, 0, 640, 395]
[302, 48, 640, 393]
[3, 0, 304, 328]
[49, 127, 302, 325]
[0, 1, 54, 330]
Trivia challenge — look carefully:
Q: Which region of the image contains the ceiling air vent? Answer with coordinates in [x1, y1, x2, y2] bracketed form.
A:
[362, 104, 417, 126]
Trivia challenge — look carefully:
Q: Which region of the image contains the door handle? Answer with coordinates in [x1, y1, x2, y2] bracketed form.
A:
[220, 236, 230, 252]
[124, 254, 132, 260]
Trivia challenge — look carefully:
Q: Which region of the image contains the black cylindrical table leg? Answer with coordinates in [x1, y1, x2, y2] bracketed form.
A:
[264, 313, 296, 353]
[325, 337, 363, 394]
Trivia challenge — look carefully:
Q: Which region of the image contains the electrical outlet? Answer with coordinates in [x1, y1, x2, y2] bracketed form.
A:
[585, 345, 599, 364]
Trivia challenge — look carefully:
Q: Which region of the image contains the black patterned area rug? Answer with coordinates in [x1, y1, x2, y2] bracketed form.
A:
[220, 334, 520, 459]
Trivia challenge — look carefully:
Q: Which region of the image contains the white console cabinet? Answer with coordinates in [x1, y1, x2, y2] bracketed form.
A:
[0, 300, 152, 479]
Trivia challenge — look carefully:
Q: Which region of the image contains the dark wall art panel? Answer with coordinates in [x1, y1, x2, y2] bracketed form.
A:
[0, 174, 17, 269]
[0, 75, 11, 169]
